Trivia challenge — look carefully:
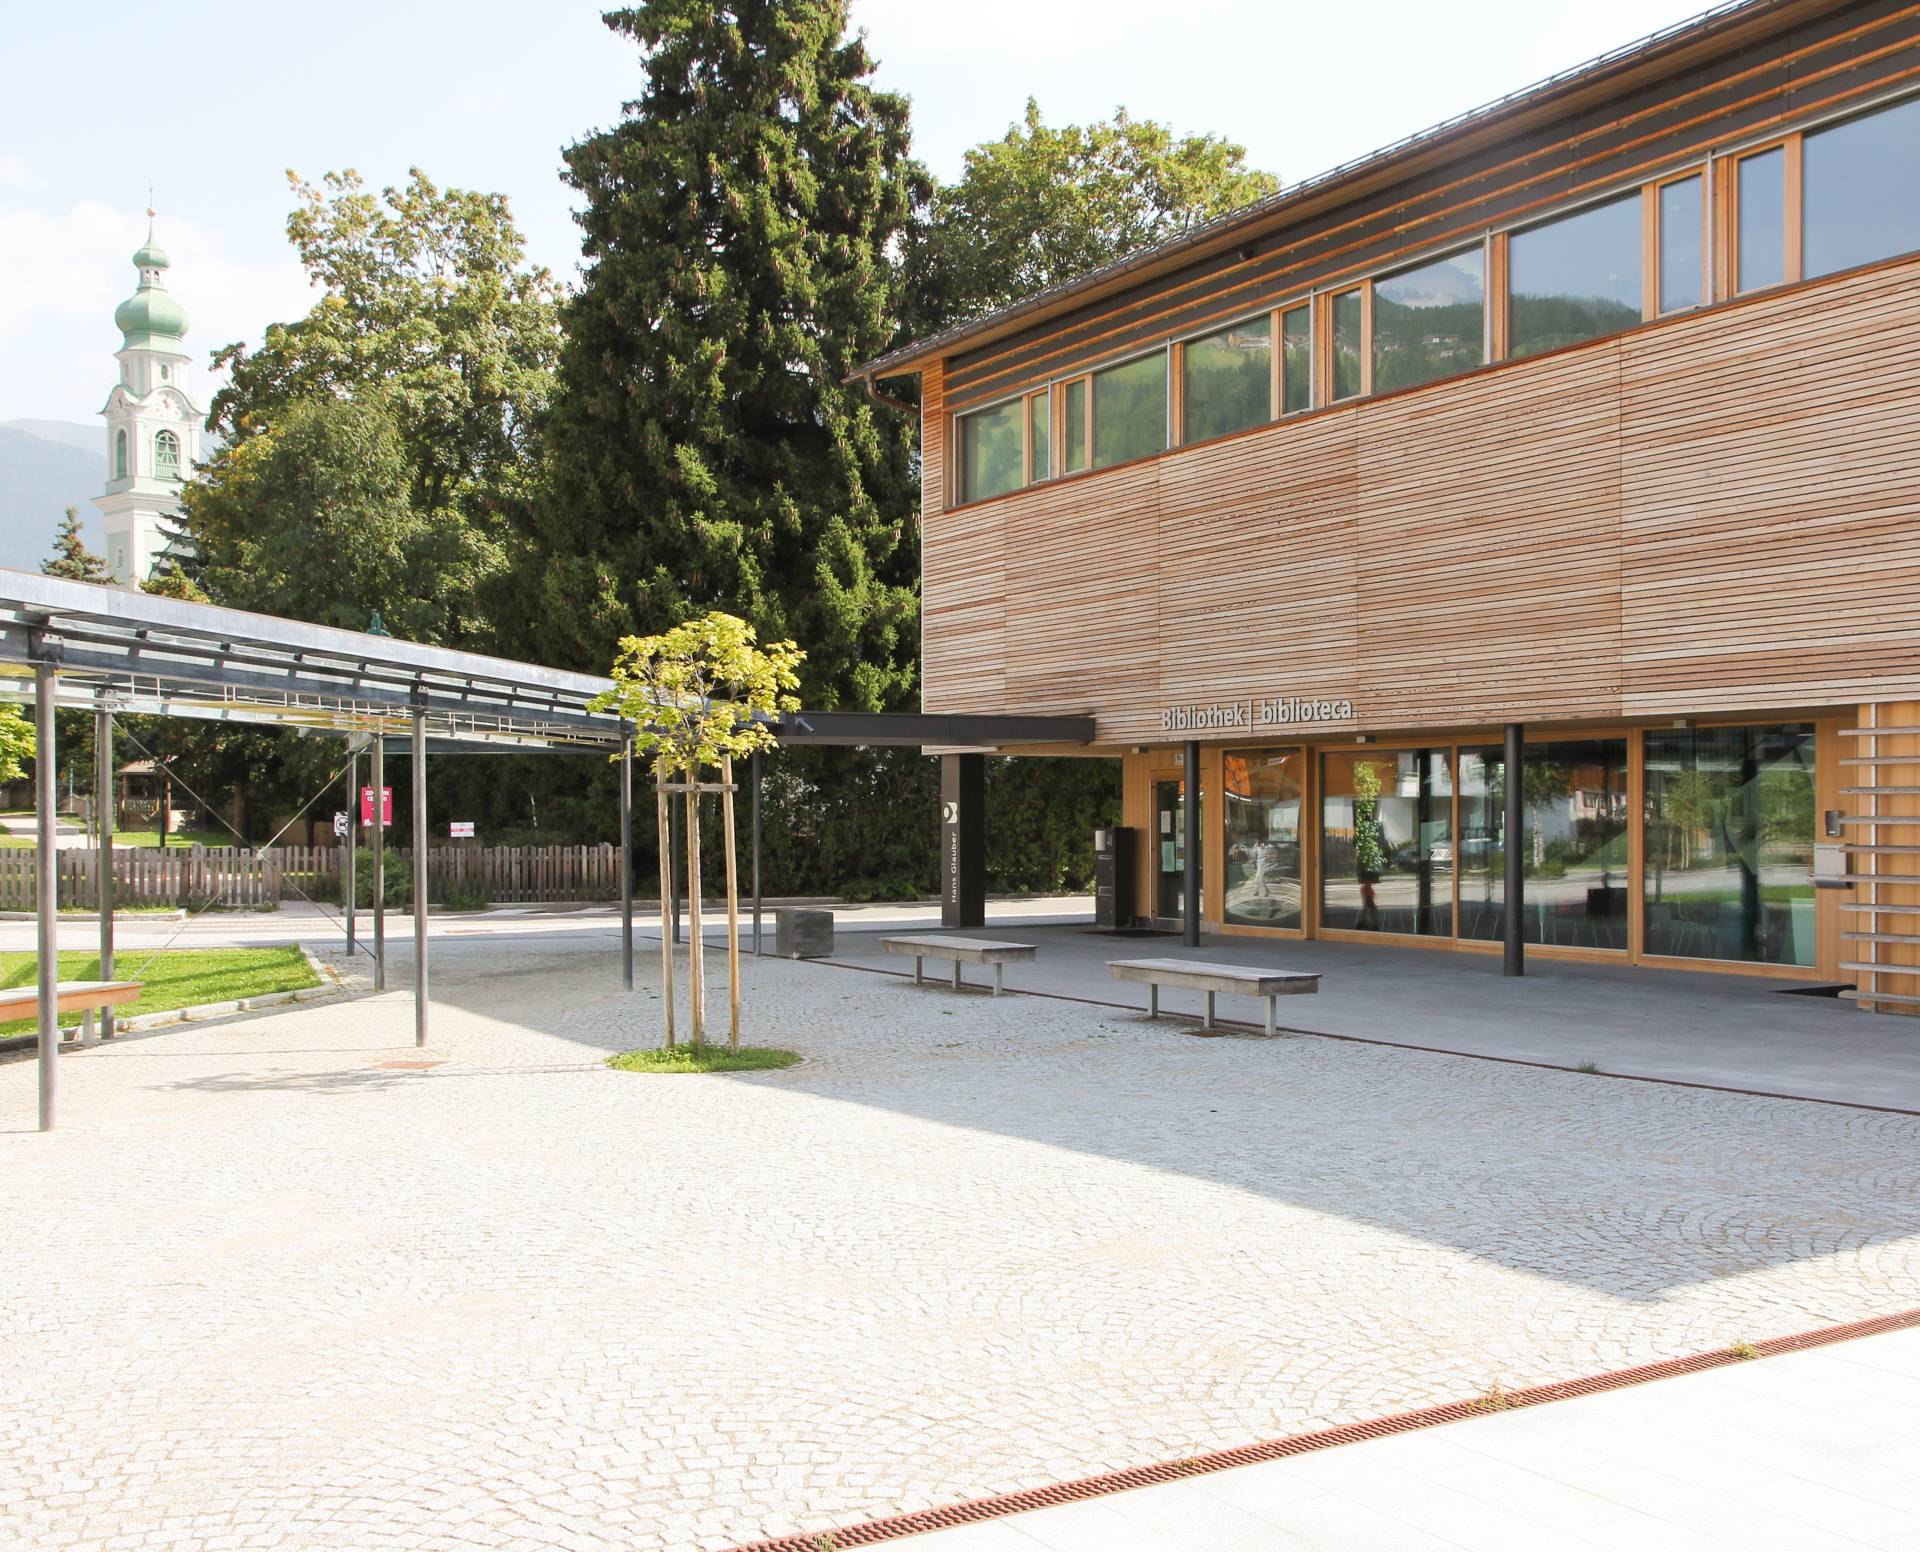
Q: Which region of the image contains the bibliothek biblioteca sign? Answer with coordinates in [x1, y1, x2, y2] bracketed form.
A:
[1159, 696, 1355, 733]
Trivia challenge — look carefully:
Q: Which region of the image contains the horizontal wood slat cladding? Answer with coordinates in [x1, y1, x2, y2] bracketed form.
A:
[940, 2, 1920, 413]
[920, 253, 1920, 741]
[1619, 260, 1920, 713]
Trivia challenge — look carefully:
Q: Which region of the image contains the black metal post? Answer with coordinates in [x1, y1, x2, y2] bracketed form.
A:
[96, 704, 115, 1042]
[750, 746, 762, 956]
[412, 711, 428, 1046]
[35, 662, 57, 1131]
[1182, 739, 1201, 947]
[372, 732, 386, 990]
[1504, 721, 1525, 977]
[344, 747, 357, 956]
[620, 731, 634, 991]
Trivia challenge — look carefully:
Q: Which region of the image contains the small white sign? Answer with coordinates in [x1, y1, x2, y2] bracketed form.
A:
[331, 811, 348, 838]
[449, 821, 476, 839]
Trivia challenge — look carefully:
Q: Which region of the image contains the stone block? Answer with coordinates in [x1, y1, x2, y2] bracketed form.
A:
[773, 907, 833, 959]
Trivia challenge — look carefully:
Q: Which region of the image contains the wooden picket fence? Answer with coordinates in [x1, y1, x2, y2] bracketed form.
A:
[0, 841, 622, 909]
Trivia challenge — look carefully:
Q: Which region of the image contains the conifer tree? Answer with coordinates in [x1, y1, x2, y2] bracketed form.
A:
[43, 506, 109, 583]
[527, 0, 927, 710]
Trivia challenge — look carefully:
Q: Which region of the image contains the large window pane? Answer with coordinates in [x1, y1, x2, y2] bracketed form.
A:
[1224, 748, 1303, 928]
[1643, 725, 1816, 966]
[1331, 289, 1364, 400]
[1153, 776, 1199, 920]
[1028, 389, 1050, 481]
[1063, 378, 1088, 472]
[1509, 193, 1642, 358]
[1372, 249, 1484, 392]
[1183, 316, 1271, 442]
[1805, 95, 1920, 278]
[1281, 304, 1312, 413]
[1459, 740, 1629, 950]
[959, 400, 1022, 503]
[1092, 350, 1167, 469]
[1737, 147, 1785, 292]
[1659, 175, 1704, 313]
[1321, 750, 1453, 935]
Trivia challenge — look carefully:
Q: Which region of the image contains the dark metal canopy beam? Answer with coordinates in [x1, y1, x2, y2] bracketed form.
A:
[775, 710, 1095, 747]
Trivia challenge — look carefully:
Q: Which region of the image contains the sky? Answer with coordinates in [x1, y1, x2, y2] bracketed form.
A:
[1, 0, 1714, 426]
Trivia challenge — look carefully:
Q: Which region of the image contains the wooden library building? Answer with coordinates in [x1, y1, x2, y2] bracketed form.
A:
[861, 0, 1920, 1010]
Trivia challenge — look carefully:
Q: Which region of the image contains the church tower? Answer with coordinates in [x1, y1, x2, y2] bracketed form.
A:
[94, 212, 199, 585]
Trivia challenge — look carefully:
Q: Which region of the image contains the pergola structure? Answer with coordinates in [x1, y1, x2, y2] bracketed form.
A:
[0, 571, 633, 1132]
[0, 570, 1097, 1133]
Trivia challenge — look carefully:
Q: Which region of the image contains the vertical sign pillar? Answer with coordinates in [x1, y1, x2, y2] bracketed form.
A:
[343, 747, 357, 956]
[371, 734, 386, 990]
[35, 662, 57, 1132]
[96, 704, 115, 1042]
[940, 753, 985, 929]
[1183, 739, 1201, 947]
[1504, 721, 1525, 978]
[412, 709, 428, 1047]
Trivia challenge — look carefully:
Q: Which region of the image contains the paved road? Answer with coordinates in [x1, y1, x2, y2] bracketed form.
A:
[3, 939, 1917, 1550]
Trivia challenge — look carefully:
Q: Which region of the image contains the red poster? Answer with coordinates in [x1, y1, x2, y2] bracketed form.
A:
[359, 786, 393, 826]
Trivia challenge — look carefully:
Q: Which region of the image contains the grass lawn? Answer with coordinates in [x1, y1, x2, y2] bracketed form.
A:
[0, 947, 320, 1033]
[0, 828, 229, 851]
[606, 1045, 801, 1074]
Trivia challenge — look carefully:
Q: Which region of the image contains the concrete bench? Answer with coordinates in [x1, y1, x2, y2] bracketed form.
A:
[1107, 958, 1318, 1036]
[0, 980, 143, 1047]
[881, 935, 1036, 996]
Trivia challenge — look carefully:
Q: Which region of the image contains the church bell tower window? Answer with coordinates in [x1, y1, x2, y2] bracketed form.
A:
[115, 429, 128, 479]
[154, 429, 180, 480]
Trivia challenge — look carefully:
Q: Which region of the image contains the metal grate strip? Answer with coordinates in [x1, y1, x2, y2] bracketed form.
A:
[724, 1307, 1920, 1552]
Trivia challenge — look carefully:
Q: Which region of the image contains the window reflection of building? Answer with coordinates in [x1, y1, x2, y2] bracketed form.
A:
[1223, 749, 1302, 928]
[1643, 724, 1815, 966]
[1459, 739, 1630, 950]
[1321, 749, 1453, 935]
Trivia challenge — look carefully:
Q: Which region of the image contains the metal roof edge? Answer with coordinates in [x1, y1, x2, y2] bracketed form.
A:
[853, 0, 1819, 383]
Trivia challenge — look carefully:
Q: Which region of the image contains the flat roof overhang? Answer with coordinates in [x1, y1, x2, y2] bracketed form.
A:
[852, 0, 1845, 383]
[0, 569, 629, 751]
[774, 710, 1096, 749]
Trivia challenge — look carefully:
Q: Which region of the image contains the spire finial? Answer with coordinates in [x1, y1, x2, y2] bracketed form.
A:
[146, 183, 155, 220]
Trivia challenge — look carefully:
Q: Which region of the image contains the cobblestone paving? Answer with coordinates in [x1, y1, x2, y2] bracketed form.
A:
[3, 941, 1918, 1551]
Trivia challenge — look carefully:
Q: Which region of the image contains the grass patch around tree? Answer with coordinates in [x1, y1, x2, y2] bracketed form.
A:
[606, 1045, 801, 1074]
[0, 946, 321, 1033]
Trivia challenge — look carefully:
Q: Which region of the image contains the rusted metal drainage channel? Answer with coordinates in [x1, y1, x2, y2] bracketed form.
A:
[727, 1306, 1920, 1551]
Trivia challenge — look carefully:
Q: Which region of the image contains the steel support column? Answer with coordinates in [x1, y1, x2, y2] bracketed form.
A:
[96, 704, 114, 1042]
[372, 732, 386, 991]
[35, 662, 57, 1131]
[620, 730, 634, 991]
[1183, 740, 1201, 947]
[412, 710, 428, 1047]
[940, 752, 985, 929]
[750, 747, 762, 957]
[1504, 721, 1525, 978]
[344, 748, 357, 956]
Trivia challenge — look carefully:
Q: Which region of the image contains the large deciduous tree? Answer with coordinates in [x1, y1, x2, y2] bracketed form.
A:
[907, 99, 1280, 332]
[189, 168, 559, 648]
[525, 0, 927, 711]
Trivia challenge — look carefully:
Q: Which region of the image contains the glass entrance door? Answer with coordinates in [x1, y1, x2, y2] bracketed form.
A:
[1153, 776, 1198, 920]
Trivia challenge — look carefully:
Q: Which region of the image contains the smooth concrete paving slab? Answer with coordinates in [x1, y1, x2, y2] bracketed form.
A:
[898, 1325, 1920, 1552]
[824, 923, 1920, 1111]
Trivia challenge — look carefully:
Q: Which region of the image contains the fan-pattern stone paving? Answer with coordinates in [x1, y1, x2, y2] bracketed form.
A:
[2, 940, 1917, 1550]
